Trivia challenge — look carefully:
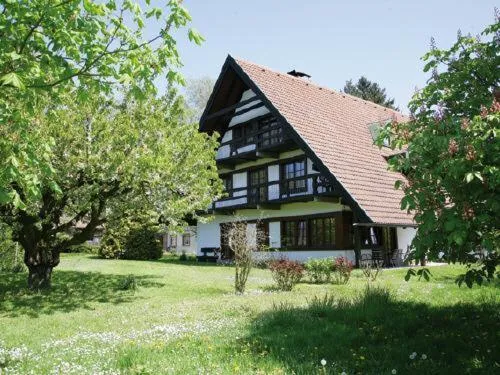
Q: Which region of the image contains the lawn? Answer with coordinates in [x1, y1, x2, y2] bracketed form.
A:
[0, 254, 498, 374]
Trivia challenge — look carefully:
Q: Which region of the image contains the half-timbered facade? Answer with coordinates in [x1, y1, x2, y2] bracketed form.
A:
[196, 56, 416, 264]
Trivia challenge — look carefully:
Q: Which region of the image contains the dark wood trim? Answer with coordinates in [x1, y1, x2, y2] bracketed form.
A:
[199, 60, 231, 129]
[226, 55, 372, 224]
[219, 154, 307, 175]
[204, 96, 260, 122]
[229, 101, 265, 119]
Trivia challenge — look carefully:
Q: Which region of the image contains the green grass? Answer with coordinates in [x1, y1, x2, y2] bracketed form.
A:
[0, 254, 498, 374]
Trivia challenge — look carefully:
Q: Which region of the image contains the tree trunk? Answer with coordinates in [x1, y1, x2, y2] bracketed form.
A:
[27, 264, 53, 289]
[24, 246, 60, 290]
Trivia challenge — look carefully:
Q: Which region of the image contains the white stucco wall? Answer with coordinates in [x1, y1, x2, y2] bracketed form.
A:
[252, 249, 372, 263]
[197, 201, 349, 254]
[165, 226, 197, 254]
[397, 227, 417, 257]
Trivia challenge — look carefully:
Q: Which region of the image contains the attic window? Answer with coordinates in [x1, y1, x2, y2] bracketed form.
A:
[368, 122, 390, 147]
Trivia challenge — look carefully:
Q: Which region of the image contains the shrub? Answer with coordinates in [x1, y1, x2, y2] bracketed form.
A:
[0, 225, 25, 273]
[66, 242, 99, 254]
[361, 261, 382, 282]
[269, 259, 304, 291]
[305, 258, 332, 283]
[98, 230, 123, 259]
[122, 226, 162, 260]
[179, 251, 197, 262]
[332, 257, 354, 284]
[119, 275, 138, 291]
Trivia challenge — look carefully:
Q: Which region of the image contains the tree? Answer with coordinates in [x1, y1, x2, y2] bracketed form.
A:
[343, 76, 397, 109]
[185, 76, 215, 122]
[378, 20, 500, 287]
[0, 92, 223, 289]
[0, 0, 204, 209]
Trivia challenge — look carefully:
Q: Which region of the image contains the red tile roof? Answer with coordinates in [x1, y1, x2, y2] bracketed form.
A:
[234, 57, 414, 226]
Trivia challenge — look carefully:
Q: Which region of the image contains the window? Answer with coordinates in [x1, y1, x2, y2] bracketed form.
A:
[282, 159, 306, 194]
[280, 214, 350, 249]
[182, 234, 190, 246]
[310, 217, 336, 247]
[282, 220, 307, 247]
[256, 221, 269, 250]
[169, 235, 177, 248]
[249, 167, 267, 203]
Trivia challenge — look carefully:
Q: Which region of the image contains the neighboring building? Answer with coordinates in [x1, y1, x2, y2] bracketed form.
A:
[196, 56, 416, 265]
[163, 226, 197, 254]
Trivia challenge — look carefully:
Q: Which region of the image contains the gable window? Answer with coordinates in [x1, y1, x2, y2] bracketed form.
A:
[249, 167, 267, 204]
[282, 159, 307, 194]
[182, 234, 191, 246]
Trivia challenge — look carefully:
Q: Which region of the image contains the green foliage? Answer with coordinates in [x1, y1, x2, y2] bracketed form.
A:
[268, 259, 304, 291]
[65, 243, 99, 255]
[304, 258, 332, 283]
[98, 229, 124, 259]
[179, 251, 197, 262]
[123, 227, 162, 261]
[0, 224, 24, 273]
[343, 76, 397, 109]
[379, 20, 500, 287]
[331, 257, 354, 285]
[0, 0, 198, 209]
[119, 275, 138, 291]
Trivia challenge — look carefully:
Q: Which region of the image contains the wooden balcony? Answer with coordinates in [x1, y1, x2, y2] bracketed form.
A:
[216, 123, 295, 167]
[212, 175, 338, 211]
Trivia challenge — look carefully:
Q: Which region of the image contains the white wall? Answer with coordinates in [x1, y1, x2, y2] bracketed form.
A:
[197, 201, 349, 254]
[397, 227, 417, 257]
[228, 89, 270, 127]
[166, 226, 197, 254]
[252, 249, 372, 263]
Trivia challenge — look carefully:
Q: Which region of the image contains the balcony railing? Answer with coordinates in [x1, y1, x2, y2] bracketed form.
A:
[216, 122, 291, 161]
[212, 175, 335, 210]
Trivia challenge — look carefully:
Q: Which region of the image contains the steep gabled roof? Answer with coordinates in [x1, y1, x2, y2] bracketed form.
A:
[203, 55, 415, 226]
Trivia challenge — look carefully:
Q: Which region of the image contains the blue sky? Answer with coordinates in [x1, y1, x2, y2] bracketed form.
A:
[167, 0, 497, 112]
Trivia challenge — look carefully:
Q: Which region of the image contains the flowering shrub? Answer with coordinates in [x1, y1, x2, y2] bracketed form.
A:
[269, 259, 304, 291]
[305, 258, 332, 283]
[331, 257, 353, 284]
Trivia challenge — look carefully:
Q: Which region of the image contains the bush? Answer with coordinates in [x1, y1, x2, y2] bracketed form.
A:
[98, 230, 123, 259]
[0, 225, 25, 273]
[269, 259, 304, 291]
[118, 274, 138, 291]
[66, 242, 99, 254]
[179, 251, 197, 262]
[122, 226, 162, 260]
[332, 257, 354, 284]
[305, 258, 332, 283]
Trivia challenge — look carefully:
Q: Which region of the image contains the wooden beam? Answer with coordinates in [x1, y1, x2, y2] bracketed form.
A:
[353, 213, 361, 268]
[204, 97, 258, 122]
[256, 151, 279, 159]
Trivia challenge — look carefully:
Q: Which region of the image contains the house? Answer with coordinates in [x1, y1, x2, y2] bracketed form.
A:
[196, 55, 416, 266]
[163, 226, 197, 255]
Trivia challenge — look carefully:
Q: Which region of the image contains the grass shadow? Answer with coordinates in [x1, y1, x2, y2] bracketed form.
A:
[0, 270, 165, 318]
[243, 286, 500, 374]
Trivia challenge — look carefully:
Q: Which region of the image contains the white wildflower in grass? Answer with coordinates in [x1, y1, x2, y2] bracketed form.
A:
[421, 354, 427, 360]
[320, 359, 326, 366]
[409, 352, 417, 360]
[392, 369, 397, 374]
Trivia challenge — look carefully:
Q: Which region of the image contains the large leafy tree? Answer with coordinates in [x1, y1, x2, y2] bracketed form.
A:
[185, 76, 215, 122]
[1, 91, 222, 288]
[0, 0, 204, 208]
[379, 20, 500, 286]
[343, 76, 397, 109]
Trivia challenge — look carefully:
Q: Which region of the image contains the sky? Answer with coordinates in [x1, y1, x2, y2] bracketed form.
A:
[164, 0, 497, 112]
